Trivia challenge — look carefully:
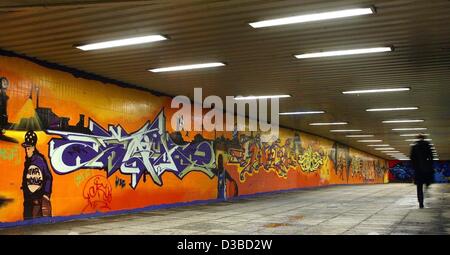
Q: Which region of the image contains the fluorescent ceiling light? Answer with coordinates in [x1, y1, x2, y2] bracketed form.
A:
[76, 35, 167, 51]
[367, 144, 390, 147]
[249, 7, 374, 28]
[346, 134, 374, 138]
[382, 119, 424, 123]
[374, 147, 395, 150]
[399, 133, 430, 137]
[234, 95, 291, 100]
[309, 122, 348, 126]
[357, 140, 382, 142]
[392, 128, 427, 131]
[330, 129, 362, 132]
[295, 47, 392, 59]
[150, 62, 225, 72]
[405, 138, 432, 142]
[279, 111, 324, 115]
[343, 88, 410, 94]
[383, 151, 400, 153]
[366, 107, 418, 112]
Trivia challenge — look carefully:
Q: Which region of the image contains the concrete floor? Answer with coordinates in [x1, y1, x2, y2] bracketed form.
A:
[1, 183, 449, 235]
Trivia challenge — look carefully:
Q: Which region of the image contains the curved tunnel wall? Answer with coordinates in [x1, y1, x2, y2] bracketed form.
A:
[0, 53, 389, 226]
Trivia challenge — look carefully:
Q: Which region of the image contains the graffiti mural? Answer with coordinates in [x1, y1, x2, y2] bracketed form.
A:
[434, 162, 450, 183]
[389, 160, 450, 183]
[0, 53, 388, 226]
[223, 133, 330, 182]
[334, 143, 350, 181]
[47, 110, 215, 189]
[299, 146, 325, 173]
[82, 175, 112, 213]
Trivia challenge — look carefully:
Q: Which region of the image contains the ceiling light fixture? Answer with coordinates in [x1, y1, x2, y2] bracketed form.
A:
[279, 111, 324, 115]
[382, 119, 424, 123]
[405, 138, 432, 142]
[150, 62, 225, 72]
[346, 135, 374, 138]
[309, 122, 348, 126]
[366, 107, 418, 112]
[343, 88, 410, 94]
[357, 140, 382, 142]
[295, 47, 392, 59]
[330, 129, 362, 132]
[367, 144, 390, 147]
[234, 95, 291, 100]
[392, 128, 427, 131]
[374, 148, 396, 150]
[76, 35, 167, 51]
[399, 133, 430, 137]
[249, 7, 374, 28]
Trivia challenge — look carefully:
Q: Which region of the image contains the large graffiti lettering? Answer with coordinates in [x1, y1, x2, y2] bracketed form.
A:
[350, 157, 363, 177]
[225, 133, 326, 182]
[348, 157, 387, 182]
[47, 110, 215, 189]
[374, 160, 388, 180]
[334, 144, 350, 181]
[299, 147, 324, 173]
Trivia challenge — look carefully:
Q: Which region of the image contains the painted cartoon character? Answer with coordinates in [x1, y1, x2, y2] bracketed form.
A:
[21, 131, 53, 219]
[0, 77, 9, 132]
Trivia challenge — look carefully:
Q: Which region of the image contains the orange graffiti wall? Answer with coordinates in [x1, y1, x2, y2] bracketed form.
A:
[0, 53, 388, 226]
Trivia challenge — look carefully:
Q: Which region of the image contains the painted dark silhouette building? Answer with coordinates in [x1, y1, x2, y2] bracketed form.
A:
[14, 86, 90, 134]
